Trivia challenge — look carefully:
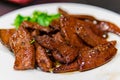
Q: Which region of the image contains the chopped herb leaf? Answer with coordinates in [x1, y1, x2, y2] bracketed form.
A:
[13, 11, 61, 29]
[30, 39, 35, 44]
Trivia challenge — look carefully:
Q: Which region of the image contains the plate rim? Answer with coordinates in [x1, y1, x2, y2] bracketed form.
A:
[0, 2, 120, 18]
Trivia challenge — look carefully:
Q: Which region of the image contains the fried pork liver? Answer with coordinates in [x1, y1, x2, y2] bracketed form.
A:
[59, 11, 107, 47]
[0, 8, 119, 73]
[9, 26, 35, 70]
[53, 41, 117, 73]
[97, 21, 120, 36]
[0, 29, 16, 48]
[35, 43, 53, 72]
[35, 33, 79, 64]
[78, 41, 117, 71]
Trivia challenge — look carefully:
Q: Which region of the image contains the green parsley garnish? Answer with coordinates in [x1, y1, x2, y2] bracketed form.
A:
[13, 11, 61, 29]
[30, 39, 35, 44]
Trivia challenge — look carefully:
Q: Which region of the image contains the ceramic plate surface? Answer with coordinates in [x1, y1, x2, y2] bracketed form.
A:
[0, 3, 120, 80]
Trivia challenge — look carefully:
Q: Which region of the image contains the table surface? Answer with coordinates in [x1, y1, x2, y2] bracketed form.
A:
[0, 0, 120, 16]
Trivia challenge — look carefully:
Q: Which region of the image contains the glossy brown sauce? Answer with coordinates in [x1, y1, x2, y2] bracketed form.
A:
[0, 8, 120, 73]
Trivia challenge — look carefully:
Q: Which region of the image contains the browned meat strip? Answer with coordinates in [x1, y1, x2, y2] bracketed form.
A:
[60, 8, 106, 38]
[35, 34, 79, 63]
[53, 41, 117, 73]
[59, 16, 88, 48]
[53, 47, 90, 73]
[57, 45, 79, 63]
[21, 21, 53, 33]
[87, 22, 108, 39]
[60, 14, 107, 47]
[59, 8, 107, 47]
[35, 43, 53, 72]
[70, 14, 106, 39]
[71, 14, 120, 37]
[36, 32, 67, 50]
[60, 24, 87, 48]
[71, 15, 108, 38]
[70, 15, 96, 22]
[0, 29, 16, 48]
[97, 21, 120, 36]
[75, 20, 107, 47]
[58, 8, 68, 17]
[51, 33, 69, 63]
[52, 32, 79, 63]
[35, 35, 56, 50]
[53, 61, 79, 73]
[78, 41, 117, 71]
[9, 26, 35, 70]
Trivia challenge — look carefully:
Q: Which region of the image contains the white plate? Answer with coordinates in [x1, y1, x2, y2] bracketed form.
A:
[0, 3, 120, 80]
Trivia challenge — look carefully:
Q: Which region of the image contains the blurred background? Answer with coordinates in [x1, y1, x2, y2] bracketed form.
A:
[0, 0, 120, 16]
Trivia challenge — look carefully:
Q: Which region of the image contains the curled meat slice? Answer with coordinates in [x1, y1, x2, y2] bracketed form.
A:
[70, 15, 108, 38]
[97, 21, 120, 36]
[88, 22, 108, 39]
[0, 29, 16, 48]
[59, 8, 108, 39]
[21, 21, 53, 33]
[70, 13, 120, 37]
[70, 15, 96, 22]
[75, 20, 107, 47]
[35, 43, 53, 72]
[59, 8, 107, 47]
[53, 41, 117, 73]
[9, 26, 35, 70]
[72, 17, 108, 39]
[58, 8, 68, 17]
[78, 41, 117, 71]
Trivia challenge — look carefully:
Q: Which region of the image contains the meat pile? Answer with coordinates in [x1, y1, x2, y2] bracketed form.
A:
[0, 8, 120, 73]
